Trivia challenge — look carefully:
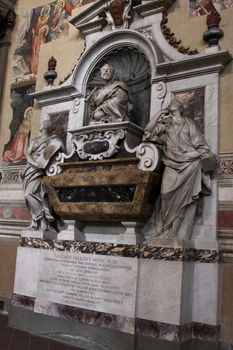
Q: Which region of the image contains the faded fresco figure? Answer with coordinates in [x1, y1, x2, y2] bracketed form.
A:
[3, 107, 33, 163]
[144, 99, 216, 240]
[3, 85, 35, 165]
[12, 0, 94, 82]
[13, 9, 33, 77]
[31, 5, 50, 74]
[50, 0, 69, 40]
[23, 120, 66, 232]
[89, 63, 132, 124]
[31, 24, 49, 74]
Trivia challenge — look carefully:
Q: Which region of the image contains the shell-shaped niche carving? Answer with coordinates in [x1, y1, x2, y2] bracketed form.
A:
[86, 47, 151, 128]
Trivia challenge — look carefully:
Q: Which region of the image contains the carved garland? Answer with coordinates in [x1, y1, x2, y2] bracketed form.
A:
[161, 13, 199, 55]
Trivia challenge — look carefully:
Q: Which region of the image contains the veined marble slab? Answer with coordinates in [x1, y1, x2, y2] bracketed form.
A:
[38, 251, 138, 318]
[14, 247, 41, 298]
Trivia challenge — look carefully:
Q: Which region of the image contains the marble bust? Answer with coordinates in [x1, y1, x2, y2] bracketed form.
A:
[89, 63, 132, 124]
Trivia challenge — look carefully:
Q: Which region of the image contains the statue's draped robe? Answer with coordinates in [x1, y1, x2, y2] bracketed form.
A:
[93, 81, 132, 122]
[155, 117, 212, 235]
[23, 136, 66, 231]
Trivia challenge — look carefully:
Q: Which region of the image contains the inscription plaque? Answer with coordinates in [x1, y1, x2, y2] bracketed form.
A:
[37, 250, 138, 318]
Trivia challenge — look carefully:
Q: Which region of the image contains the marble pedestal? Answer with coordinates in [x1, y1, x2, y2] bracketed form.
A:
[21, 223, 75, 241]
[11, 237, 221, 348]
[75, 221, 145, 244]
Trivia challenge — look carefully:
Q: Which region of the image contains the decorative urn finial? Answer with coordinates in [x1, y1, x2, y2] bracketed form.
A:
[44, 56, 57, 86]
[203, 8, 224, 47]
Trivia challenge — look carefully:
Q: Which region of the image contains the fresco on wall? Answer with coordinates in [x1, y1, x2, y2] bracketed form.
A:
[2, 86, 35, 165]
[189, 0, 233, 16]
[3, 0, 97, 166]
[12, 0, 97, 85]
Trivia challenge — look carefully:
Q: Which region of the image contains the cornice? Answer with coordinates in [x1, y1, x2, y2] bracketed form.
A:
[154, 49, 232, 82]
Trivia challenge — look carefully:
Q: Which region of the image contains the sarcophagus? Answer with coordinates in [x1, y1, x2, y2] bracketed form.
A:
[43, 157, 161, 222]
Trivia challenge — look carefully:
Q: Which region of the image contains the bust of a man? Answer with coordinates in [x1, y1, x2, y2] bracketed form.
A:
[89, 63, 132, 124]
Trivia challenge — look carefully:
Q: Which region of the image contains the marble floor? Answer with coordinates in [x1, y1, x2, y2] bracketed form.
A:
[0, 313, 84, 350]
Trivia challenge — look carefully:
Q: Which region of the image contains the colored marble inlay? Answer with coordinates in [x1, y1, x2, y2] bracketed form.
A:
[19, 238, 220, 263]
[0, 206, 30, 221]
[56, 185, 136, 203]
[219, 160, 233, 175]
[136, 318, 220, 342]
[13, 294, 134, 334]
[12, 294, 220, 341]
[218, 210, 233, 229]
[193, 322, 220, 341]
[136, 319, 191, 342]
[0, 169, 23, 184]
[12, 294, 35, 311]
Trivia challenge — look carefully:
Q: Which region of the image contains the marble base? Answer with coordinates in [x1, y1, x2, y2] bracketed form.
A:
[13, 239, 220, 340]
[9, 304, 135, 350]
[21, 229, 58, 240]
[136, 318, 220, 342]
[137, 259, 194, 325]
[11, 294, 220, 343]
[21, 222, 75, 241]
[58, 221, 75, 240]
[75, 221, 145, 244]
[146, 237, 189, 248]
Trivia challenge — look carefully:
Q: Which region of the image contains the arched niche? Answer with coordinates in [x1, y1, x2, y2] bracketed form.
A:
[85, 47, 151, 128]
[63, 30, 159, 129]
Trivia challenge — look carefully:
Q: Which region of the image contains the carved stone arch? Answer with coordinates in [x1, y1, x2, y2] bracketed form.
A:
[86, 47, 151, 127]
[71, 30, 159, 127]
[71, 30, 158, 93]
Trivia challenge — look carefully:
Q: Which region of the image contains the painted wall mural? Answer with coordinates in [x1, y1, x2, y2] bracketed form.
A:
[189, 0, 233, 17]
[3, 85, 35, 165]
[2, 0, 97, 165]
[12, 0, 96, 86]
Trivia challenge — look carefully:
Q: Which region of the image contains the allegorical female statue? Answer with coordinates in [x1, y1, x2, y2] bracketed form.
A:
[144, 98, 216, 240]
[23, 120, 66, 232]
[89, 63, 132, 124]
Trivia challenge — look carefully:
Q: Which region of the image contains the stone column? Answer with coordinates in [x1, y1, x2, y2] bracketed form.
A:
[0, 0, 16, 113]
